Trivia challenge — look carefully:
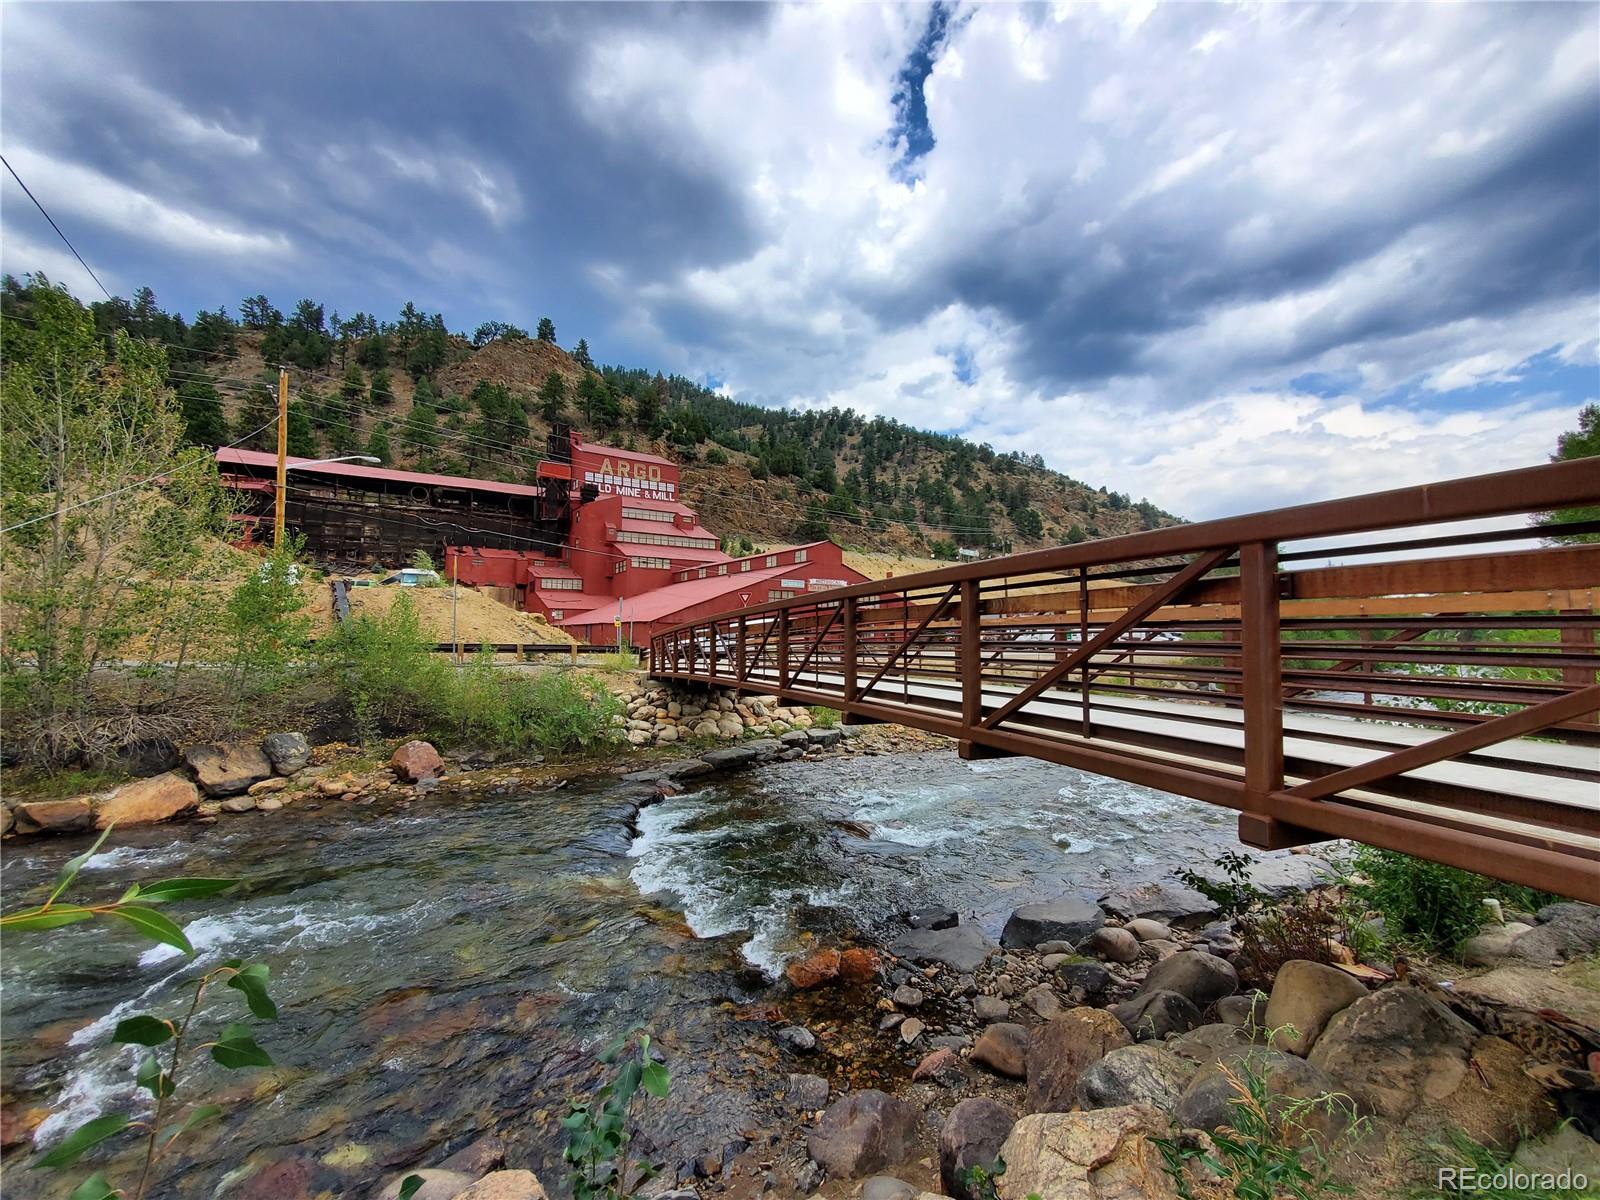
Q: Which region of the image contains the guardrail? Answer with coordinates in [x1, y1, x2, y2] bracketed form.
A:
[651, 461, 1600, 900]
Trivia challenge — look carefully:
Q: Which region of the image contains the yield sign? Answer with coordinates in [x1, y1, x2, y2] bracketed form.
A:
[739, 592, 751, 605]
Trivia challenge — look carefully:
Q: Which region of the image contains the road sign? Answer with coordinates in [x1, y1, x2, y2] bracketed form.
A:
[739, 592, 751, 604]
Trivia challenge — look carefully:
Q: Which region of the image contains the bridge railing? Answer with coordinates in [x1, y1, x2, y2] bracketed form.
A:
[651, 461, 1600, 899]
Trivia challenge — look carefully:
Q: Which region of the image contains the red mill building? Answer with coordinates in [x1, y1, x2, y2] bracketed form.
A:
[218, 428, 867, 645]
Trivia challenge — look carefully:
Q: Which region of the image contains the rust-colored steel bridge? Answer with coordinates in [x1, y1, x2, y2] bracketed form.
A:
[650, 462, 1600, 902]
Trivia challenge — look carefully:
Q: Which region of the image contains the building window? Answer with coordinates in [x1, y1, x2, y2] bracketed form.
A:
[741, 560, 752, 572]
[795, 548, 808, 562]
[717, 564, 728, 576]
[765, 554, 778, 567]
[621, 506, 675, 523]
[613, 560, 627, 574]
[768, 589, 797, 600]
[549, 610, 564, 620]
[616, 530, 719, 550]
[630, 556, 671, 570]
[540, 578, 584, 590]
[697, 568, 707, 579]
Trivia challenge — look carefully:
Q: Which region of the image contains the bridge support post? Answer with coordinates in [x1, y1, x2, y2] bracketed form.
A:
[960, 580, 981, 729]
[777, 607, 790, 691]
[1238, 541, 1323, 850]
[842, 597, 858, 703]
[736, 616, 748, 686]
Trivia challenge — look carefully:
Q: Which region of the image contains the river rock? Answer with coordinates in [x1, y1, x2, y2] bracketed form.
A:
[1124, 918, 1173, 942]
[1264, 960, 1369, 1056]
[98, 735, 180, 777]
[1134, 951, 1237, 1007]
[787, 948, 841, 989]
[94, 771, 198, 828]
[995, 1106, 1185, 1200]
[256, 797, 284, 812]
[940, 1098, 1016, 1200]
[1, 803, 12, 835]
[839, 947, 881, 983]
[390, 741, 445, 783]
[455, 1172, 547, 1200]
[238, 1157, 317, 1200]
[971, 1023, 1030, 1078]
[220, 795, 258, 813]
[1229, 854, 1333, 898]
[375, 1169, 476, 1200]
[1035, 940, 1075, 955]
[892, 984, 925, 1009]
[1460, 923, 1534, 966]
[908, 906, 959, 930]
[1098, 881, 1218, 929]
[1075, 1043, 1198, 1111]
[807, 1090, 922, 1179]
[262, 732, 312, 774]
[248, 776, 289, 795]
[974, 995, 1010, 1023]
[788, 1073, 830, 1109]
[913, 1048, 968, 1086]
[1080, 926, 1140, 963]
[14, 799, 95, 833]
[889, 925, 997, 973]
[1022, 985, 1061, 1021]
[1000, 897, 1104, 949]
[1025, 1007, 1131, 1113]
[899, 1018, 925, 1044]
[1216, 992, 1267, 1030]
[1109, 988, 1202, 1042]
[861, 1178, 918, 1200]
[1511, 902, 1600, 965]
[1174, 1048, 1354, 1143]
[1054, 961, 1112, 1003]
[185, 743, 274, 796]
[1306, 986, 1475, 1120]
[779, 1026, 817, 1052]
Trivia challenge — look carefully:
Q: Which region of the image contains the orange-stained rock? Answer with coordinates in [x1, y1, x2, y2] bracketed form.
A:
[838, 947, 881, 984]
[13, 799, 94, 834]
[786, 948, 842, 990]
[390, 741, 445, 782]
[95, 771, 199, 828]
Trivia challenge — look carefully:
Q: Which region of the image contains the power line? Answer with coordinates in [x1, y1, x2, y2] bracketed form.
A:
[1, 154, 114, 302]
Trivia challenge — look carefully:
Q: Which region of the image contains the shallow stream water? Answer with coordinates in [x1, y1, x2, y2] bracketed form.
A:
[1, 749, 1244, 1198]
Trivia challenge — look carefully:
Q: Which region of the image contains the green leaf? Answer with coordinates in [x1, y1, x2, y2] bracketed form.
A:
[135, 878, 238, 904]
[67, 1172, 118, 1200]
[641, 1061, 669, 1099]
[31, 1113, 130, 1170]
[165, 1104, 223, 1147]
[136, 1052, 174, 1098]
[106, 906, 193, 955]
[210, 1022, 272, 1069]
[398, 1175, 426, 1200]
[1, 905, 94, 932]
[50, 826, 115, 903]
[226, 963, 278, 1020]
[112, 1015, 173, 1046]
[119, 884, 142, 902]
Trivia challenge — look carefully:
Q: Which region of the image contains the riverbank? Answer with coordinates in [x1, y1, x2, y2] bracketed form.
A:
[4, 730, 1597, 1200]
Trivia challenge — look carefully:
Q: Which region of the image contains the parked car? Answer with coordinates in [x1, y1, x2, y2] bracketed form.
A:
[380, 568, 441, 587]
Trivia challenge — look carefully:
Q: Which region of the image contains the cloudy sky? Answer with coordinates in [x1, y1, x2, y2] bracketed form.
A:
[3, 2, 1596, 519]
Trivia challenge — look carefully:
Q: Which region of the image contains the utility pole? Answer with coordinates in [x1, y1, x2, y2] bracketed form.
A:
[273, 366, 289, 548]
[451, 550, 461, 664]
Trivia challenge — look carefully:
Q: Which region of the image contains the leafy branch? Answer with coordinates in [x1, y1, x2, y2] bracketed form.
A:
[563, 1029, 671, 1200]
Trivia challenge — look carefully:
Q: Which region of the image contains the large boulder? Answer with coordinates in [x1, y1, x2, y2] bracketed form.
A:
[262, 732, 312, 775]
[95, 771, 199, 829]
[1511, 903, 1600, 965]
[995, 1106, 1187, 1200]
[454, 1172, 547, 1200]
[1080, 927, 1140, 964]
[787, 949, 842, 990]
[1001, 897, 1104, 949]
[1109, 990, 1202, 1042]
[1173, 1047, 1356, 1144]
[1026, 1007, 1132, 1114]
[939, 1098, 1016, 1200]
[390, 741, 445, 783]
[1306, 987, 1475, 1121]
[807, 1090, 922, 1179]
[184, 743, 274, 796]
[1075, 1043, 1198, 1112]
[375, 1169, 476, 1200]
[1133, 951, 1238, 1008]
[12, 798, 95, 834]
[1097, 882, 1218, 929]
[1263, 960, 1368, 1056]
[888, 925, 997, 973]
[971, 1023, 1030, 1079]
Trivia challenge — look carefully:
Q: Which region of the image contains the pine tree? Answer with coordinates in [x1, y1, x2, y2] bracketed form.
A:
[285, 401, 318, 457]
[369, 368, 394, 407]
[177, 380, 228, 447]
[365, 422, 392, 463]
[572, 338, 593, 368]
[538, 371, 567, 424]
[536, 317, 557, 344]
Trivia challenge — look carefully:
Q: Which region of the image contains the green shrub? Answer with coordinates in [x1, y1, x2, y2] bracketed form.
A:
[318, 593, 449, 740]
[437, 655, 621, 756]
[808, 705, 841, 728]
[1351, 849, 1497, 956]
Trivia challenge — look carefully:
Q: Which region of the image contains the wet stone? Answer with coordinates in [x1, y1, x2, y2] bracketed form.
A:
[788, 1073, 830, 1109]
[778, 1026, 817, 1052]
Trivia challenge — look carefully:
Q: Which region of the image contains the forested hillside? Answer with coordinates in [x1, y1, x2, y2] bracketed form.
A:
[0, 276, 1180, 556]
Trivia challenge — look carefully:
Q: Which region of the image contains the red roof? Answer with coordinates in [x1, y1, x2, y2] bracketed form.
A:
[574, 437, 677, 468]
[217, 448, 543, 499]
[614, 517, 719, 539]
[559, 561, 802, 626]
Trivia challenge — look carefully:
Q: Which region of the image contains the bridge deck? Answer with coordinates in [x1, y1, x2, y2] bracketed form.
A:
[651, 461, 1600, 900]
